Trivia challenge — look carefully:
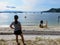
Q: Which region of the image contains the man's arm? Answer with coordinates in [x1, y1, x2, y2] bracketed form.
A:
[10, 22, 14, 29]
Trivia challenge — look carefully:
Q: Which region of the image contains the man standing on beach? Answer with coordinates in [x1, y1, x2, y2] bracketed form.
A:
[10, 15, 26, 45]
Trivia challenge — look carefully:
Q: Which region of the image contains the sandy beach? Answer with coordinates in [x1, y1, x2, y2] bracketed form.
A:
[0, 35, 60, 45]
[0, 26, 60, 45]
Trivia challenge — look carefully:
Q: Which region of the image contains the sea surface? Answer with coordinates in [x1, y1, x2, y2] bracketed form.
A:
[0, 12, 60, 27]
[0, 12, 60, 40]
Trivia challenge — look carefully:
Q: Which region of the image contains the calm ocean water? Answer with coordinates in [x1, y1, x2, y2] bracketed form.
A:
[0, 12, 60, 39]
[0, 12, 60, 26]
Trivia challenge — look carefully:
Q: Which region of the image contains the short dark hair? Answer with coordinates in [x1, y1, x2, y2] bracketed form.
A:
[40, 20, 43, 24]
[14, 15, 18, 19]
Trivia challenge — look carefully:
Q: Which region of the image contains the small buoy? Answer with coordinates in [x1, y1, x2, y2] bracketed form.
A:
[24, 16, 27, 19]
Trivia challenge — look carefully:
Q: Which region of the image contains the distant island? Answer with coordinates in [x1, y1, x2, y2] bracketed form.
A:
[42, 8, 60, 13]
[0, 11, 23, 13]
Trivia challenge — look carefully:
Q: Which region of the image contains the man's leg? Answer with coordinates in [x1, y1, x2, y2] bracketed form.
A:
[20, 34, 25, 45]
[16, 35, 19, 45]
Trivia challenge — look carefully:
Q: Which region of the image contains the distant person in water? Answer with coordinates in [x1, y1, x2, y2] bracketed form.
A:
[39, 20, 48, 28]
[10, 15, 26, 45]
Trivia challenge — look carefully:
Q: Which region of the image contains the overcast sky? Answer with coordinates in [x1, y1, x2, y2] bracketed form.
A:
[0, 0, 60, 11]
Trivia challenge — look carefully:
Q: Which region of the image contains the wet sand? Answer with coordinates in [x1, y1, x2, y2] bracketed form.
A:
[0, 26, 60, 35]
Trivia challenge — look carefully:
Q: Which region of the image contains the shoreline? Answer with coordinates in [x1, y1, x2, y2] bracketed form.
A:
[0, 30, 60, 35]
[0, 25, 60, 35]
